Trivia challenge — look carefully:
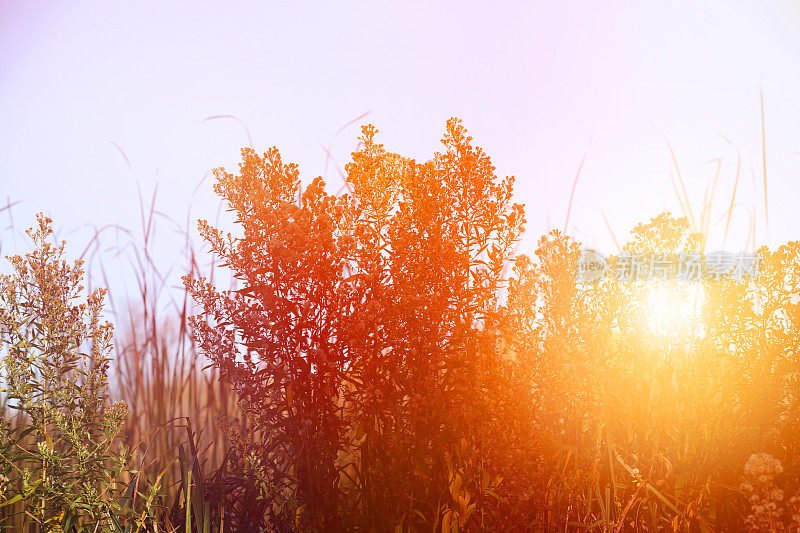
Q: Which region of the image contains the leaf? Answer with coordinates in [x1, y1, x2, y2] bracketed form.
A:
[462, 502, 477, 525]
[449, 473, 462, 500]
[0, 493, 23, 507]
[441, 510, 452, 533]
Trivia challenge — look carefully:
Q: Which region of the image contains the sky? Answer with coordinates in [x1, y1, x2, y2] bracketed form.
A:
[1, 1, 799, 305]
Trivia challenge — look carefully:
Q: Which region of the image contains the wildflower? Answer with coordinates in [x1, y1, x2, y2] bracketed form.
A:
[36, 441, 49, 456]
[0, 214, 129, 527]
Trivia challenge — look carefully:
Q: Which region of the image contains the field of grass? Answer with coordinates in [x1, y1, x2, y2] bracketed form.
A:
[0, 118, 797, 532]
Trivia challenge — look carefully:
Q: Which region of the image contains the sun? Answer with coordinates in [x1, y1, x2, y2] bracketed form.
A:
[638, 280, 705, 339]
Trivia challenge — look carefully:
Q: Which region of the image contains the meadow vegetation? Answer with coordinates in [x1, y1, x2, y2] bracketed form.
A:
[0, 119, 798, 531]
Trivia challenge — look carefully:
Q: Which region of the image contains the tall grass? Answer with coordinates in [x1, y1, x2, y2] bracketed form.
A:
[0, 182, 246, 529]
[97, 183, 246, 508]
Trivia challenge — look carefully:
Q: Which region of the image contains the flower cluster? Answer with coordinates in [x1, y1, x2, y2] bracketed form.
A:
[740, 453, 787, 531]
[790, 493, 800, 528]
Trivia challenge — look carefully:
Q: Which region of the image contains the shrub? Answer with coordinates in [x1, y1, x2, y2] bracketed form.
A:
[0, 214, 129, 530]
[186, 119, 525, 530]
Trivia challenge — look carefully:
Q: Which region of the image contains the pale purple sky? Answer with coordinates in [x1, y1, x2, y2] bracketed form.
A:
[1, 1, 799, 297]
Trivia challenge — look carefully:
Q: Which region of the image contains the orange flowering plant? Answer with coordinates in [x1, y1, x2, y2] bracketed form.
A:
[185, 119, 526, 530]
